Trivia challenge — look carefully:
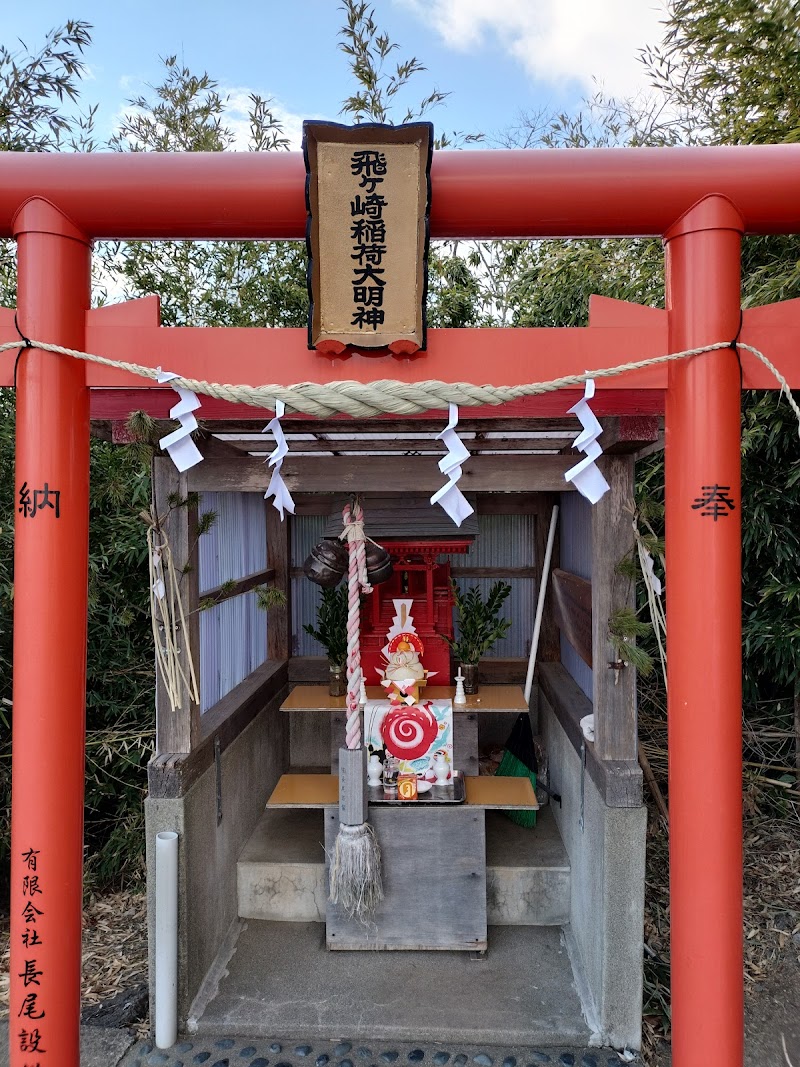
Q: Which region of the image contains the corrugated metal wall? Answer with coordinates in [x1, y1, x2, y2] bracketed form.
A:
[292, 515, 326, 656]
[558, 490, 593, 699]
[441, 514, 535, 658]
[197, 500, 588, 701]
[197, 493, 268, 712]
[291, 513, 536, 659]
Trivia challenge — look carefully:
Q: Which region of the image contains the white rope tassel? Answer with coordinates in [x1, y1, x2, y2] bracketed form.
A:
[328, 822, 383, 919]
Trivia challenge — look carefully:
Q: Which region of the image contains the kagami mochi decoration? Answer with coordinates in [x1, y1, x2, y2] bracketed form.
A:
[380, 628, 433, 705]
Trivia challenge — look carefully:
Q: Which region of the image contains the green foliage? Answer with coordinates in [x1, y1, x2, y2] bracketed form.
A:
[650, 0, 800, 146]
[303, 586, 348, 667]
[448, 581, 512, 665]
[740, 392, 800, 701]
[255, 585, 288, 612]
[609, 608, 655, 677]
[96, 58, 308, 330]
[82, 440, 154, 886]
[337, 0, 482, 148]
[0, 20, 92, 151]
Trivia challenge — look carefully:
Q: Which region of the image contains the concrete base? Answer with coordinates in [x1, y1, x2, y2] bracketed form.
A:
[190, 919, 591, 1045]
[237, 807, 570, 927]
[146, 692, 289, 1026]
[541, 689, 646, 1050]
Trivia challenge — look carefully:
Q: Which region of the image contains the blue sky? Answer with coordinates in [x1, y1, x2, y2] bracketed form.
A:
[4, 1, 667, 147]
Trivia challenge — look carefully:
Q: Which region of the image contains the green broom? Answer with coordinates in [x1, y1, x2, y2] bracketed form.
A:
[495, 711, 538, 828]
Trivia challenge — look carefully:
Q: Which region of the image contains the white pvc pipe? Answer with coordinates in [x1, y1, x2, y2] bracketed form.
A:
[524, 504, 560, 705]
[155, 830, 179, 1049]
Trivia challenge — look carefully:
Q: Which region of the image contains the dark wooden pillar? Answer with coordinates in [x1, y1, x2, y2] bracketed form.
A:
[152, 458, 200, 753]
[591, 454, 637, 761]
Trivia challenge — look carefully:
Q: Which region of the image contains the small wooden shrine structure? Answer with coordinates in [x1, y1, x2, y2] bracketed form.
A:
[3, 144, 800, 1067]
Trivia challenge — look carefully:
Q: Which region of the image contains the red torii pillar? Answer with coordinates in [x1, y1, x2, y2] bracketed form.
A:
[9, 199, 91, 1067]
[665, 196, 745, 1065]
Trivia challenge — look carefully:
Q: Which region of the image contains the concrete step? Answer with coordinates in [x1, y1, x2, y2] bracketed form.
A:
[484, 809, 570, 925]
[237, 804, 570, 925]
[238, 808, 327, 922]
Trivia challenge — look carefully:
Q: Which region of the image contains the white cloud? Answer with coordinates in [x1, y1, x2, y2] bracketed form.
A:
[398, 0, 668, 99]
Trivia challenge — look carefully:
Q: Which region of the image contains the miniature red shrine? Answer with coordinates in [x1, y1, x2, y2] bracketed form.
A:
[361, 538, 471, 684]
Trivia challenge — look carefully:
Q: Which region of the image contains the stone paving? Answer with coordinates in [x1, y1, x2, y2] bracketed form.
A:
[118, 1037, 635, 1067]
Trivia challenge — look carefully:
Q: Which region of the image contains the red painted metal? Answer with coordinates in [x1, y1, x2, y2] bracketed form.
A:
[2, 298, 797, 399]
[1, 146, 800, 239]
[0, 321, 669, 392]
[9, 200, 91, 1067]
[664, 196, 744, 1067]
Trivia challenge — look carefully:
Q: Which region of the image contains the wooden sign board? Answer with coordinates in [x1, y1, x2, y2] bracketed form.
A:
[303, 120, 432, 354]
[551, 567, 593, 668]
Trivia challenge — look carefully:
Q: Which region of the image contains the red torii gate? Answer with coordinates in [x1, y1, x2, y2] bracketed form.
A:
[2, 146, 800, 1067]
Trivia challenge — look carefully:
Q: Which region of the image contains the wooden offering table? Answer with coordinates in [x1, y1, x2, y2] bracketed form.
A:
[280, 684, 529, 714]
[267, 772, 537, 952]
[281, 685, 529, 776]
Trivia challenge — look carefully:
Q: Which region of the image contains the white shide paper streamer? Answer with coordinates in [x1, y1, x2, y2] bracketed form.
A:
[430, 402, 475, 527]
[564, 379, 610, 504]
[151, 541, 166, 600]
[263, 399, 296, 521]
[641, 546, 663, 597]
[157, 370, 204, 473]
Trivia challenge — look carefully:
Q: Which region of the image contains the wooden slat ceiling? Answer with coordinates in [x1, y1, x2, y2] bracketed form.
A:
[212, 430, 578, 456]
[98, 415, 664, 456]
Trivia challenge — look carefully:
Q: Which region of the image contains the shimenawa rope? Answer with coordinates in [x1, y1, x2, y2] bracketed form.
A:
[1, 337, 798, 428]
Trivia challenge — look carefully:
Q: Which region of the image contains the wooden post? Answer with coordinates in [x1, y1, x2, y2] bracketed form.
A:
[9, 200, 91, 1067]
[266, 504, 291, 662]
[532, 492, 561, 662]
[591, 454, 637, 761]
[152, 458, 200, 753]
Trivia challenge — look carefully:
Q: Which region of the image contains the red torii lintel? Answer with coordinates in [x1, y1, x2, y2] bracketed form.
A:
[2, 294, 800, 417]
[5, 146, 800, 1067]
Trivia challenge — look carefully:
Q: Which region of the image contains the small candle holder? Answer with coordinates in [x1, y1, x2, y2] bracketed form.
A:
[454, 668, 467, 705]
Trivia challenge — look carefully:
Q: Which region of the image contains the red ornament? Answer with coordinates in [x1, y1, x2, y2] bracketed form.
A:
[381, 703, 438, 762]
[387, 632, 425, 655]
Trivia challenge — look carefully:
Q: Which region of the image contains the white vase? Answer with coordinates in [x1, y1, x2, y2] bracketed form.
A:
[433, 752, 450, 785]
[367, 753, 383, 787]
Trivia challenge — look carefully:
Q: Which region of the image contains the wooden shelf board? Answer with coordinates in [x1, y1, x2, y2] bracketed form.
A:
[464, 775, 539, 810]
[268, 773, 338, 807]
[267, 772, 538, 810]
[281, 684, 528, 714]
